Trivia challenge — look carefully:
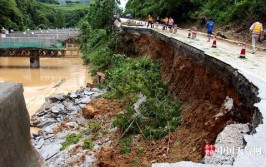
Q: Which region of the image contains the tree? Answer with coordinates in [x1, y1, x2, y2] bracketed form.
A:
[86, 0, 117, 30]
[0, 0, 23, 30]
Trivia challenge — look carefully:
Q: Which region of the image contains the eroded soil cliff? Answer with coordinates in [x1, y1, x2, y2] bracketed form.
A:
[93, 29, 258, 166]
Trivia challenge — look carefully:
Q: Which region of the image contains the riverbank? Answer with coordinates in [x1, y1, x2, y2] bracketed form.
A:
[31, 22, 265, 166]
[0, 57, 92, 116]
[30, 86, 108, 166]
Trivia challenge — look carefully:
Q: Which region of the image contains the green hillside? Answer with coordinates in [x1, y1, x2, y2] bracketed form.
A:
[57, 0, 90, 4]
[125, 0, 266, 26]
[0, 0, 90, 31]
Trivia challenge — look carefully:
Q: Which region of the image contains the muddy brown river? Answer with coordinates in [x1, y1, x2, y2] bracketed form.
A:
[0, 57, 92, 116]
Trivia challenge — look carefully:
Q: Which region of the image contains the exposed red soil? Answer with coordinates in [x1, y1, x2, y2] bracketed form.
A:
[94, 33, 253, 166]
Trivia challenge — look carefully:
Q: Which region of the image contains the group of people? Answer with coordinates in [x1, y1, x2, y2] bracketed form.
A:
[147, 14, 264, 54]
[206, 18, 264, 54]
[147, 15, 177, 33]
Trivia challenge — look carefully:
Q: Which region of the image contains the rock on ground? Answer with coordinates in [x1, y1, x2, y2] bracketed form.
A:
[82, 105, 95, 119]
[30, 87, 107, 166]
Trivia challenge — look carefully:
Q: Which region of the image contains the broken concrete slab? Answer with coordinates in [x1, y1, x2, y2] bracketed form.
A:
[203, 124, 250, 165]
[80, 96, 91, 104]
[39, 144, 61, 160]
[35, 138, 45, 149]
[37, 119, 57, 128]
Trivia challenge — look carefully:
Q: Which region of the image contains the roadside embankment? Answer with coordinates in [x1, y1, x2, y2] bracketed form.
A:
[116, 27, 263, 165]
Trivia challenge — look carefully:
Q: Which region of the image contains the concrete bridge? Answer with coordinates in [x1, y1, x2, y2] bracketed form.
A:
[0, 29, 81, 68]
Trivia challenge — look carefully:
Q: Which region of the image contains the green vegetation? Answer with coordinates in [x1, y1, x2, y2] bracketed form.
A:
[83, 138, 94, 150]
[101, 129, 110, 136]
[61, 133, 80, 150]
[80, 29, 116, 74]
[86, 120, 101, 133]
[103, 56, 165, 99]
[44, 3, 90, 27]
[60, 120, 102, 150]
[0, 0, 89, 30]
[36, 0, 59, 4]
[136, 147, 144, 155]
[79, 0, 182, 140]
[198, 0, 266, 24]
[2, 0, 266, 31]
[125, 0, 266, 26]
[45, 3, 89, 10]
[0, 0, 24, 30]
[81, 34, 182, 140]
[129, 157, 141, 167]
[79, 0, 122, 74]
[60, 132, 94, 150]
[119, 136, 132, 154]
[108, 56, 181, 139]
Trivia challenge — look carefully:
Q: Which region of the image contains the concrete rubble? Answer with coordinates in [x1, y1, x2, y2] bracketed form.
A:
[30, 87, 110, 166]
[203, 124, 250, 165]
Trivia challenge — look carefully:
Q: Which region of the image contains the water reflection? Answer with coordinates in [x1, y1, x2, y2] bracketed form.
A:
[0, 57, 92, 116]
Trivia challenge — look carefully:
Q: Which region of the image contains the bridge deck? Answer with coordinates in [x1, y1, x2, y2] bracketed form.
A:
[0, 29, 80, 50]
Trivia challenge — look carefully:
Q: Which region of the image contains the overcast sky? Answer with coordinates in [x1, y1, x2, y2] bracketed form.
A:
[119, 0, 128, 9]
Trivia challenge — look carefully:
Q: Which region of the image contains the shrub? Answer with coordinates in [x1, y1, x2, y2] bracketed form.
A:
[83, 138, 94, 150]
[107, 56, 182, 140]
[61, 133, 80, 150]
[119, 136, 132, 154]
[80, 29, 116, 74]
[87, 120, 101, 133]
[129, 157, 141, 167]
[136, 147, 144, 155]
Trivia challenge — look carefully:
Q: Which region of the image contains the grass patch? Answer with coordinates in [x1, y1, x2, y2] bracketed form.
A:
[101, 129, 110, 136]
[87, 120, 101, 133]
[61, 133, 80, 150]
[60, 120, 103, 150]
[104, 55, 182, 140]
[129, 157, 141, 167]
[83, 138, 94, 150]
[80, 29, 116, 75]
[119, 136, 132, 154]
[44, 3, 90, 11]
[136, 147, 144, 155]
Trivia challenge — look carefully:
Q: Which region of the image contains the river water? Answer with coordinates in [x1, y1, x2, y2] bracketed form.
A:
[0, 57, 92, 116]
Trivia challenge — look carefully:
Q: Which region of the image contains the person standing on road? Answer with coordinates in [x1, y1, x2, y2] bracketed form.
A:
[155, 16, 160, 29]
[156, 16, 160, 23]
[250, 19, 264, 54]
[168, 17, 174, 32]
[147, 15, 153, 28]
[206, 18, 215, 42]
[163, 16, 168, 30]
[191, 26, 197, 39]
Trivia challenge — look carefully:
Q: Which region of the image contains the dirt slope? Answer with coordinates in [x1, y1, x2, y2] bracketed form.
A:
[95, 31, 254, 166]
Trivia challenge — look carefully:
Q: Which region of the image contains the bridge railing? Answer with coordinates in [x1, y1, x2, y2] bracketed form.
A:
[6, 34, 71, 41]
[0, 37, 58, 49]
